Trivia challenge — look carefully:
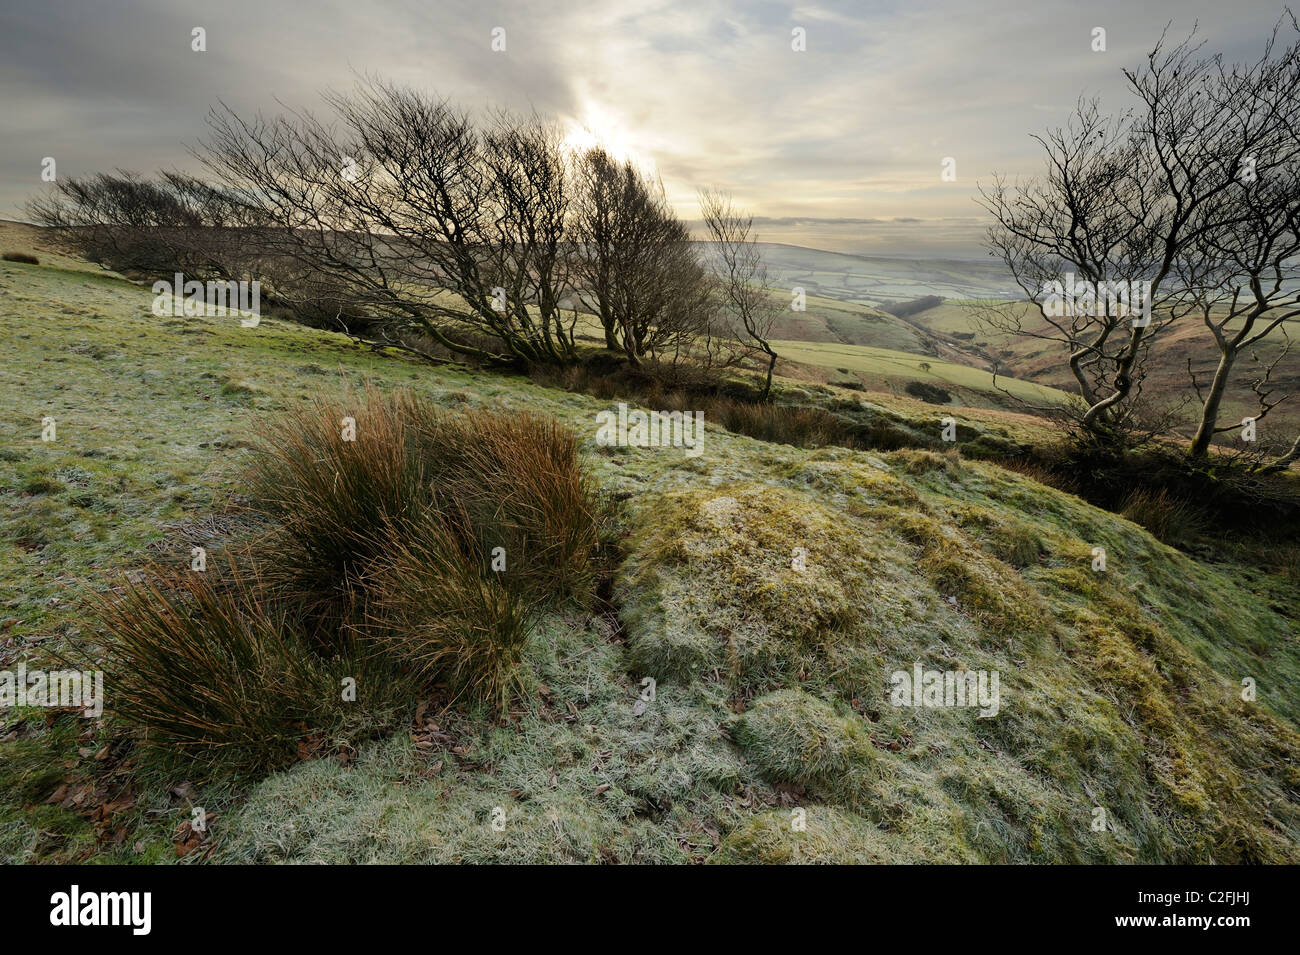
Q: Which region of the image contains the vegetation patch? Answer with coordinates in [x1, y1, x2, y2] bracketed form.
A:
[709, 807, 902, 864]
[731, 689, 884, 808]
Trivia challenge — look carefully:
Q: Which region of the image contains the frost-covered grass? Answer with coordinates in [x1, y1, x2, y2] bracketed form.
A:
[2, 252, 1298, 864]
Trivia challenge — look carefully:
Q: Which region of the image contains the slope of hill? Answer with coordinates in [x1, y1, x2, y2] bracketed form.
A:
[772, 338, 1070, 410]
[906, 299, 1300, 451]
[766, 290, 932, 352]
[2, 247, 1299, 864]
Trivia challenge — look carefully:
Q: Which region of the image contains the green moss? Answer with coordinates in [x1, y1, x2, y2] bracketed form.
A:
[618, 483, 879, 688]
[732, 689, 883, 809]
[884, 509, 1053, 649]
[22, 476, 64, 495]
[710, 807, 901, 864]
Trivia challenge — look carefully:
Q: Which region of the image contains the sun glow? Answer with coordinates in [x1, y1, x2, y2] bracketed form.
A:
[561, 101, 652, 172]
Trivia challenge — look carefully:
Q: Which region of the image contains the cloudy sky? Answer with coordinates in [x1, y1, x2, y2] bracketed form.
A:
[1, 0, 1292, 256]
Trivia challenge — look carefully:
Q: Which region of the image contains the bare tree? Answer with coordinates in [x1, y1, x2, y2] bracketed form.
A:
[572, 149, 716, 368]
[1174, 23, 1300, 465]
[196, 79, 579, 366]
[570, 149, 625, 352]
[28, 170, 263, 281]
[30, 80, 755, 383]
[698, 188, 780, 400]
[979, 103, 1170, 435]
[980, 16, 1300, 452]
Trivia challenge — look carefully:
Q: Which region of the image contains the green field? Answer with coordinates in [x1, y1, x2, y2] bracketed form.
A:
[773, 338, 1071, 407]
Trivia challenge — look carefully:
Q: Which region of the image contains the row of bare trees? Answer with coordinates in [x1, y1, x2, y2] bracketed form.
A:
[981, 14, 1300, 470]
[28, 170, 266, 281]
[31, 79, 780, 392]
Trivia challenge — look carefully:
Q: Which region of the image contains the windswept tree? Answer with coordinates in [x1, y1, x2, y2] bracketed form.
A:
[571, 149, 715, 367]
[28, 169, 264, 281]
[196, 79, 579, 366]
[980, 15, 1300, 463]
[698, 188, 780, 401]
[1172, 25, 1300, 468]
[30, 79, 753, 380]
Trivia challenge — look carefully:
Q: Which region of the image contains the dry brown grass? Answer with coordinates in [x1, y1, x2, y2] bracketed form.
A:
[97, 388, 602, 775]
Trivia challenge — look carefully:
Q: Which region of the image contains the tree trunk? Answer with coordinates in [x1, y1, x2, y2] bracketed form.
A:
[1189, 348, 1237, 457]
[1081, 325, 1145, 429]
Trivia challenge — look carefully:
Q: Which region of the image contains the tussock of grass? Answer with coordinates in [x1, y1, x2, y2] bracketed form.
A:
[705, 399, 857, 448]
[94, 557, 413, 775]
[1120, 487, 1207, 549]
[244, 389, 599, 628]
[443, 408, 601, 605]
[366, 509, 542, 712]
[732, 689, 884, 808]
[242, 387, 444, 628]
[97, 389, 602, 776]
[709, 807, 901, 864]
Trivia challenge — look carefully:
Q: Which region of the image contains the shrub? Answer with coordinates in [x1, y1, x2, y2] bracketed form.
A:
[849, 416, 932, 451]
[707, 398, 857, 448]
[904, 380, 952, 404]
[1120, 488, 1207, 549]
[1, 251, 39, 265]
[94, 558, 413, 776]
[366, 508, 542, 712]
[880, 295, 943, 319]
[994, 457, 1082, 497]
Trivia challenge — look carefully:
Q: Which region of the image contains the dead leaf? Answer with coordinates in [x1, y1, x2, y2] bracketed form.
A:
[170, 781, 195, 802]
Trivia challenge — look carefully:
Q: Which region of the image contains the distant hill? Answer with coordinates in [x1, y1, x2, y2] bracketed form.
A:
[752, 242, 1020, 306]
[904, 298, 1300, 452]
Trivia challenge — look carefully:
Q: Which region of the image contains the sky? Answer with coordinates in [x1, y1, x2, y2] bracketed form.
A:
[1, 0, 1293, 257]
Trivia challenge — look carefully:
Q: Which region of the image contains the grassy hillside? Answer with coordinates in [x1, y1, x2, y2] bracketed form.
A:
[2, 247, 1299, 864]
[772, 338, 1071, 409]
[907, 298, 1300, 449]
[766, 290, 933, 353]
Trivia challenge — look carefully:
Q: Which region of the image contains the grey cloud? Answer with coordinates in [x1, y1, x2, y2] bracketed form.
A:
[1, 0, 1293, 228]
